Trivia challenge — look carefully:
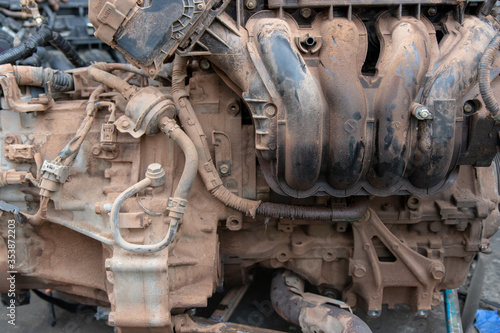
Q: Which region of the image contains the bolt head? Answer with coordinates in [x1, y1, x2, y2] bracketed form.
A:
[463, 103, 474, 113]
[92, 146, 102, 155]
[121, 119, 130, 129]
[199, 59, 211, 70]
[428, 7, 437, 16]
[196, 3, 204, 10]
[147, 163, 163, 174]
[219, 164, 229, 175]
[300, 8, 312, 18]
[246, 0, 256, 10]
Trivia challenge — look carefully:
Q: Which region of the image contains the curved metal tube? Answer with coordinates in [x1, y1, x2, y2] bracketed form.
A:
[110, 119, 199, 253]
[271, 270, 372, 333]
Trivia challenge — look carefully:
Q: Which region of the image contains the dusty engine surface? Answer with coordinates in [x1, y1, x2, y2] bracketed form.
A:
[0, 0, 500, 332]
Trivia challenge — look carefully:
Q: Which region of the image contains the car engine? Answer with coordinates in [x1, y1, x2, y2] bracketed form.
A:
[1, 0, 500, 331]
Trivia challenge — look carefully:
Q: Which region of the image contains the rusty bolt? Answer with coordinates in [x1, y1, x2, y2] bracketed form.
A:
[353, 263, 367, 278]
[219, 163, 230, 175]
[427, 7, 437, 16]
[4, 135, 15, 144]
[430, 264, 445, 280]
[300, 8, 312, 18]
[480, 244, 489, 252]
[92, 146, 102, 156]
[199, 59, 211, 71]
[245, 0, 256, 10]
[121, 119, 130, 129]
[413, 105, 432, 120]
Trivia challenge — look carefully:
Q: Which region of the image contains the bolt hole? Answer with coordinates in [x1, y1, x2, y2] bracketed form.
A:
[295, 241, 303, 245]
[305, 37, 316, 46]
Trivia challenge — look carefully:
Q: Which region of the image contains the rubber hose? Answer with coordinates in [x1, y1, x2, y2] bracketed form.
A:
[479, 33, 500, 120]
[0, 27, 51, 64]
[49, 30, 88, 68]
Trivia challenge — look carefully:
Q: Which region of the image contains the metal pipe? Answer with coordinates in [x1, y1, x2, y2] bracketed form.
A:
[444, 289, 464, 333]
[110, 117, 199, 253]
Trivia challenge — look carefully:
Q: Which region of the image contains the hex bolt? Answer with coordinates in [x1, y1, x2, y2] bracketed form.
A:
[430, 264, 445, 280]
[245, 0, 256, 10]
[199, 59, 211, 71]
[146, 163, 166, 187]
[219, 163, 230, 175]
[427, 7, 437, 16]
[300, 8, 312, 18]
[412, 104, 433, 120]
[121, 119, 130, 129]
[353, 263, 367, 278]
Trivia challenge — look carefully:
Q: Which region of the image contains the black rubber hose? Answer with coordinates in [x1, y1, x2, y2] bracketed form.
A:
[49, 30, 88, 68]
[270, 271, 372, 333]
[0, 27, 51, 65]
[479, 33, 500, 120]
[0, 25, 88, 68]
[257, 197, 369, 221]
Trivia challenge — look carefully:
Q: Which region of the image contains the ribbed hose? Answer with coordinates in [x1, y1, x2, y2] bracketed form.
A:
[172, 56, 261, 217]
[171, 55, 369, 221]
[13, 66, 74, 91]
[0, 25, 88, 68]
[0, 27, 51, 64]
[49, 30, 88, 68]
[479, 33, 500, 121]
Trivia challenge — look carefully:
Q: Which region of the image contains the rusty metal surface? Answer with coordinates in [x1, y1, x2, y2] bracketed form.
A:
[0, 1, 499, 332]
